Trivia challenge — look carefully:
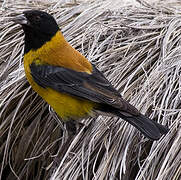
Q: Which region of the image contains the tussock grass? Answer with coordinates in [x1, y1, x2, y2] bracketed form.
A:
[0, 0, 181, 179]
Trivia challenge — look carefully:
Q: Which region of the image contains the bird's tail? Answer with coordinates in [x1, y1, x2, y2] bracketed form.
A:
[115, 112, 169, 140]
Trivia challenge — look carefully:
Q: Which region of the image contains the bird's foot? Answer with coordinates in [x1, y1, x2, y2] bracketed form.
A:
[66, 120, 84, 135]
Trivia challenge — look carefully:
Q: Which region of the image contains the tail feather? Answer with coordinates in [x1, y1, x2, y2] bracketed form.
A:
[116, 112, 169, 140]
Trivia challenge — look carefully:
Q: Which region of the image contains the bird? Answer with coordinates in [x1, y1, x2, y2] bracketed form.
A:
[12, 10, 169, 140]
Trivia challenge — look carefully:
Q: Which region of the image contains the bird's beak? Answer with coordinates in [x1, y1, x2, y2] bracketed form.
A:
[12, 14, 28, 25]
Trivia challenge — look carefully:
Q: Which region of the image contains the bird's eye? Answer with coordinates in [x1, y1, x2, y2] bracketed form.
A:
[34, 16, 41, 21]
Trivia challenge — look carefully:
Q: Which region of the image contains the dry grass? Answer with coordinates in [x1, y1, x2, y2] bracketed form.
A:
[0, 0, 181, 179]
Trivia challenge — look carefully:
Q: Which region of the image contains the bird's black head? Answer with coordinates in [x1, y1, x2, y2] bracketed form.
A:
[12, 10, 59, 53]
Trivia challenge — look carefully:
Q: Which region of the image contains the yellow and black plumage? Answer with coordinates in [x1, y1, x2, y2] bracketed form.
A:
[12, 10, 169, 140]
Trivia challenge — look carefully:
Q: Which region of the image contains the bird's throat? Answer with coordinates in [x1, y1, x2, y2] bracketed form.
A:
[23, 25, 58, 54]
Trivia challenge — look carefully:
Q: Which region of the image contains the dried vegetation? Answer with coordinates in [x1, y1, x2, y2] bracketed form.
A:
[0, 0, 181, 179]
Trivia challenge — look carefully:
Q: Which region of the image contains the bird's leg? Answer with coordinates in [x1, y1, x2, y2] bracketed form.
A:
[66, 119, 84, 135]
[49, 119, 95, 175]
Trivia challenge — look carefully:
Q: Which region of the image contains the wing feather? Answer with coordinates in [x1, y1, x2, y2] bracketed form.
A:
[30, 63, 139, 115]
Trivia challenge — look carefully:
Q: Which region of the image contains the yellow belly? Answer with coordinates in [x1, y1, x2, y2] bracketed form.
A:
[41, 87, 95, 121]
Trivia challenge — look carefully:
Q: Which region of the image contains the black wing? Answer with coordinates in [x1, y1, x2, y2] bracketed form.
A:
[30, 63, 139, 115]
[30, 63, 170, 140]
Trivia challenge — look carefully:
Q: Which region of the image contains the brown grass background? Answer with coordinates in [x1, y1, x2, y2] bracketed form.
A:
[0, 0, 181, 179]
